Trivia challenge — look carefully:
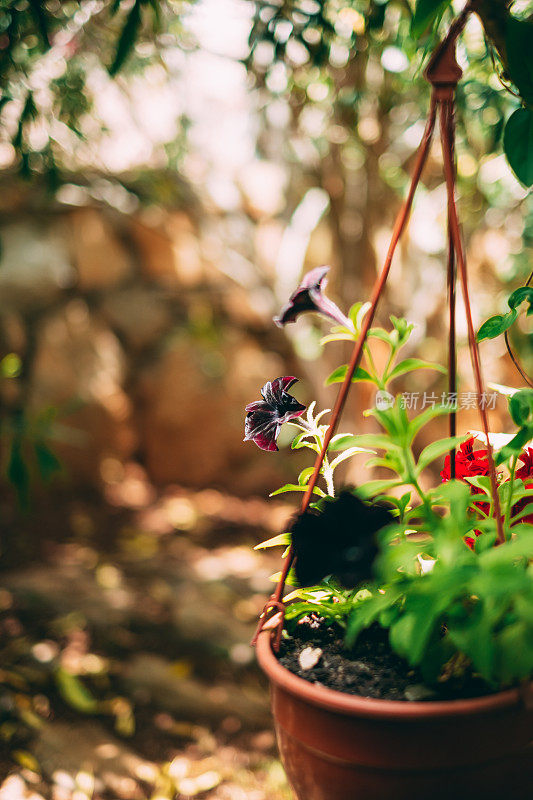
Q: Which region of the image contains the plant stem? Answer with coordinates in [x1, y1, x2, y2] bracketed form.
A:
[363, 343, 379, 385]
[322, 454, 335, 497]
[382, 343, 397, 385]
[504, 453, 518, 533]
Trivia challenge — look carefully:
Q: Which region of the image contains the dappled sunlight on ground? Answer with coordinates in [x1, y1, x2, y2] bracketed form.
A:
[0, 473, 295, 799]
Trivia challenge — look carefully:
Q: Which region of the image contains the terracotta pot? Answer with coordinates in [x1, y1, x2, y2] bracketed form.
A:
[256, 630, 533, 800]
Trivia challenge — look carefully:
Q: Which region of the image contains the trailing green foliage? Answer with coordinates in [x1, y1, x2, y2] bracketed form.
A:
[261, 306, 533, 689]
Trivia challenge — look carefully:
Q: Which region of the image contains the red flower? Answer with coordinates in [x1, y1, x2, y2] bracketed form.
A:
[512, 448, 533, 525]
[440, 438, 489, 482]
[441, 441, 533, 547]
[516, 447, 533, 481]
[441, 438, 491, 549]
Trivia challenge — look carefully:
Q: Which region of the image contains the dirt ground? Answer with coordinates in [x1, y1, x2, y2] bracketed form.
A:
[0, 466, 295, 799]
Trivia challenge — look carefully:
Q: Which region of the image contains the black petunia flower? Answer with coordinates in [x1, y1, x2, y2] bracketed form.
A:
[290, 490, 393, 588]
[274, 266, 352, 329]
[244, 376, 306, 452]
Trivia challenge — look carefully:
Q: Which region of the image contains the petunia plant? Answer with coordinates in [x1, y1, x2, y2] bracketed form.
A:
[247, 267, 533, 689]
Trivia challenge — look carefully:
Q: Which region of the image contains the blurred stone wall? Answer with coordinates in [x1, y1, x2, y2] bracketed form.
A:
[0, 189, 301, 496]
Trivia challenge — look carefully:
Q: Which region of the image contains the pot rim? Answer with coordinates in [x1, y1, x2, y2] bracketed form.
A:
[256, 629, 529, 720]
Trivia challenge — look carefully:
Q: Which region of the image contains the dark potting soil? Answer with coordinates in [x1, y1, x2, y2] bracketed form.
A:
[278, 619, 495, 702]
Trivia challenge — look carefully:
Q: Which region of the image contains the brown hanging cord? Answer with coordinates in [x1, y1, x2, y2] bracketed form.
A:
[251, 100, 438, 648]
[251, 2, 505, 648]
[439, 97, 504, 543]
[445, 109, 457, 480]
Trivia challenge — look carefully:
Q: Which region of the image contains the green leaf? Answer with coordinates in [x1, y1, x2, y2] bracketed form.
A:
[411, 0, 452, 38]
[495, 622, 533, 684]
[329, 446, 371, 471]
[327, 434, 359, 451]
[386, 358, 446, 382]
[325, 364, 373, 386]
[509, 389, 533, 427]
[348, 301, 371, 332]
[367, 328, 392, 344]
[290, 431, 307, 449]
[269, 568, 298, 586]
[34, 442, 61, 482]
[408, 404, 451, 443]
[356, 479, 404, 499]
[29, 0, 51, 50]
[55, 669, 100, 714]
[109, 0, 143, 76]
[506, 16, 533, 105]
[390, 602, 436, 665]
[508, 286, 533, 313]
[416, 436, 466, 473]
[254, 533, 291, 550]
[345, 584, 404, 646]
[476, 310, 517, 342]
[298, 466, 315, 485]
[7, 438, 30, 510]
[389, 316, 414, 347]
[269, 484, 326, 497]
[503, 107, 533, 187]
[496, 425, 533, 465]
[329, 433, 399, 451]
[320, 332, 354, 345]
[510, 502, 533, 524]
[447, 605, 495, 680]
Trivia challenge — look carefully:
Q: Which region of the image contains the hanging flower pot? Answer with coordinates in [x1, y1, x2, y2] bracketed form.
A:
[256, 630, 532, 800]
[245, 13, 533, 800]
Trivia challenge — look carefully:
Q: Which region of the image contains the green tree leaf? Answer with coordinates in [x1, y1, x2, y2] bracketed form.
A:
[506, 16, 533, 105]
[109, 0, 143, 76]
[29, 0, 51, 50]
[503, 107, 533, 187]
[411, 0, 452, 38]
[7, 437, 30, 510]
[34, 441, 61, 482]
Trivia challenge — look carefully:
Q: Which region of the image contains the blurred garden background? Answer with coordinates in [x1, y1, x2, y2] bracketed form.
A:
[0, 0, 532, 797]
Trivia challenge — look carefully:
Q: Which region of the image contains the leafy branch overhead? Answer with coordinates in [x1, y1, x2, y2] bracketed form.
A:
[0, 1, 531, 184]
[249, 0, 533, 186]
[412, 0, 533, 185]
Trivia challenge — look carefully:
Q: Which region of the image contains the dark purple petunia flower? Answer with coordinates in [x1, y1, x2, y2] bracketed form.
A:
[290, 490, 393, 588]
[244, 376, 306, 452]
[274, 266, 352, 329]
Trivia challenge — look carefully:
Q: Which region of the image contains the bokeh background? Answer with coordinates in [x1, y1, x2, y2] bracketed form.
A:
[0, 1, 531, 798]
